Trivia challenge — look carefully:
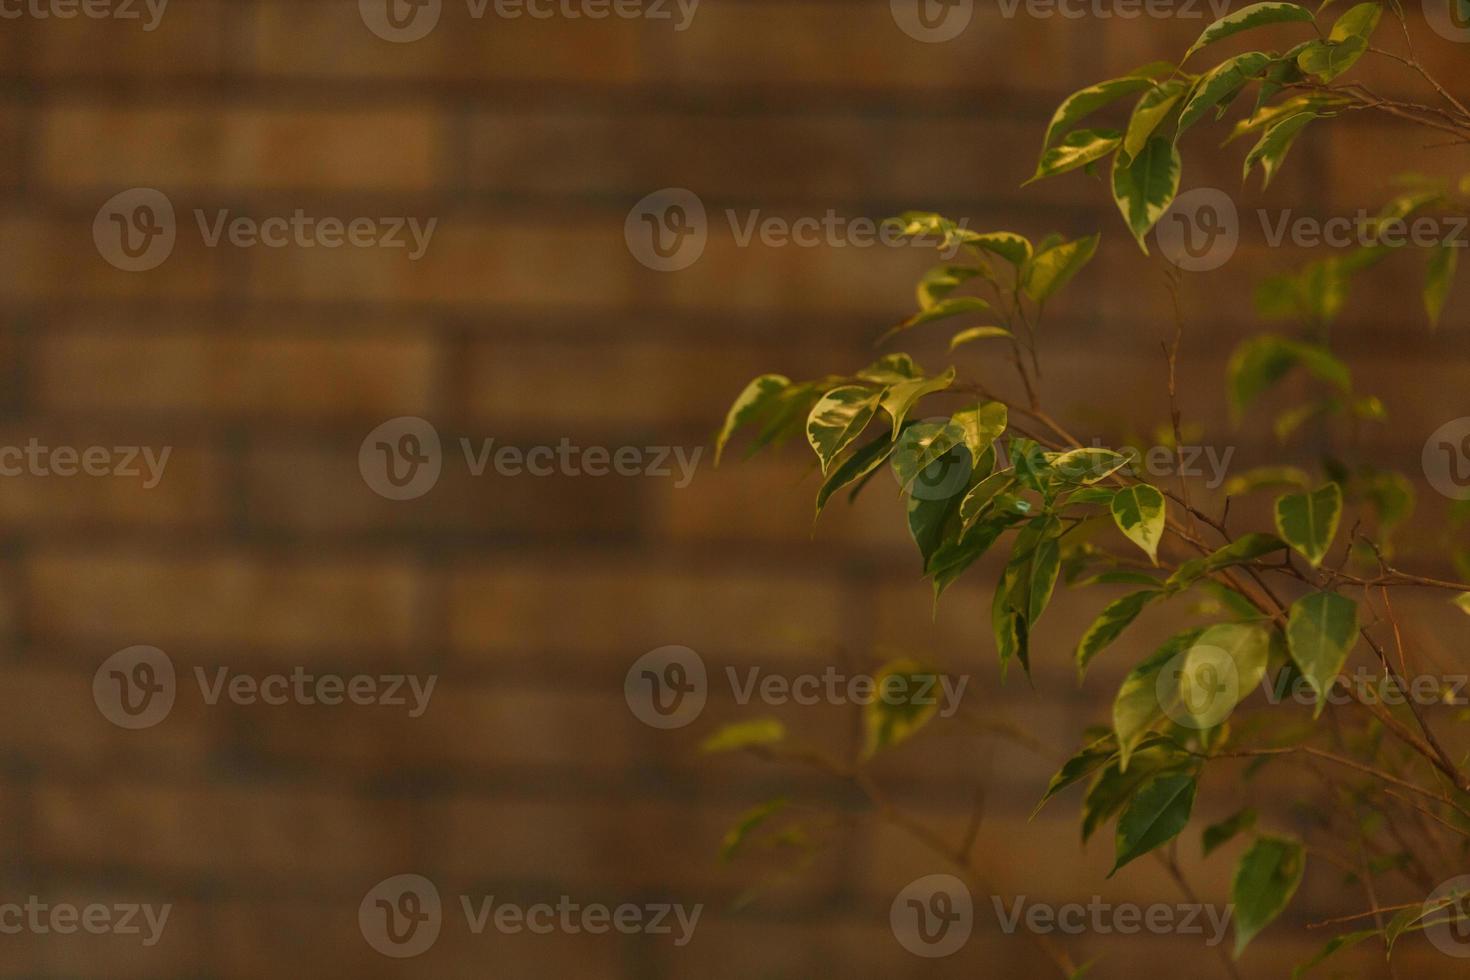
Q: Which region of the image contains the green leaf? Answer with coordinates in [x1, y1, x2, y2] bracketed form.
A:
[1077, 590, 1163, 677]
[1110, 772, 1197, 876]
[932, 510, 1015, 601]
[701, 718, 786, 754]
[1296, 37, 1367, 81]
[1167, 533, 1288, 592]
[917, 264, 982, 309]
[959, 469, 1017, 529]
[1042, 76, 1162, 152]
[1183, 2, 1316, 61]
[1425, 240, 1458, 329]
[1295, 3, 1380, 81]
[949, 325, 1014, 351]
[880, 367, 957, 439]
[1022, 234, 1101, 302]
[993, 516, 1062, 677]
[891, 420, 968, 493]
[1082, 741, 1192, 843]
[1454, 593, 1470, 616]
[1029, 128, 1124, 183]
[1124, 80, 1190, 160]
[1291, 929, 1379, 978]
[1033, 735, 1117, 818]
[1177, 53, 1273, 136]
[880, 297, 992, 345]
[1111, 137, 1181, 252]
[719, 798, 789, 861]
[716, 374, 790, 464]
[1157, 623, 1271, 732]
[1203, 807, 1259, 856]
[1243, 111, 1318, 188]
[1114, 629, 1205, 770]
[1227, 334, 1350, 423]
[948, 402, 1007, 462]
[1224, 466, 1312, 496]
[807, 385, 881, 474]
[862, 659, 944, 759]
[815, 428, 904, 519]
[967, 231, 1034, 266]
[1232, 836, 1306, 957]
[1286, 591, 1358, 713]
[1047, 447, 1131, 485]
[856, 353, 922, 385]
[1111, 484, 1167, 564]
[1274, 482, 1343, 568]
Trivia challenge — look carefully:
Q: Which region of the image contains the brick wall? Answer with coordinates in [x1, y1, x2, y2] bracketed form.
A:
[1, 1, 1468, 977]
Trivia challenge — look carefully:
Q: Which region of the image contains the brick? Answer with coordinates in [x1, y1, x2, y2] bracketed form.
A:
[33, 780, 418, 880]
[243, 439, 646, 539]
[242, 683, 639, 774]
[24, 0, 224, 77]
[0, 209, 226, 301]
[247, 0, 645, 84]
[447, 558, 847, 661]
[38, 105, 444, 191]
[36, 332, 437, 420]
[0, 426, 222, 530]
[28, 552, 424, 656]
[659, 2, 1080, 94]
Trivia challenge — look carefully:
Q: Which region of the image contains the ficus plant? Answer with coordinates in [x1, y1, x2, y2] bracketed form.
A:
[704, 3, 1470, 977]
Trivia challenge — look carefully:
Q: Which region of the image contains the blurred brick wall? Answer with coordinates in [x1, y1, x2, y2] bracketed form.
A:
[1, 0, 1468, 977]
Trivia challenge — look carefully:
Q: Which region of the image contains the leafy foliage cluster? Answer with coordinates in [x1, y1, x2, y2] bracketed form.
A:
[705, 3, 1470, 975]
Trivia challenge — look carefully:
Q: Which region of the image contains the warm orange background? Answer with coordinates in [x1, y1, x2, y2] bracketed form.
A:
[2, 0, 1469, 976]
